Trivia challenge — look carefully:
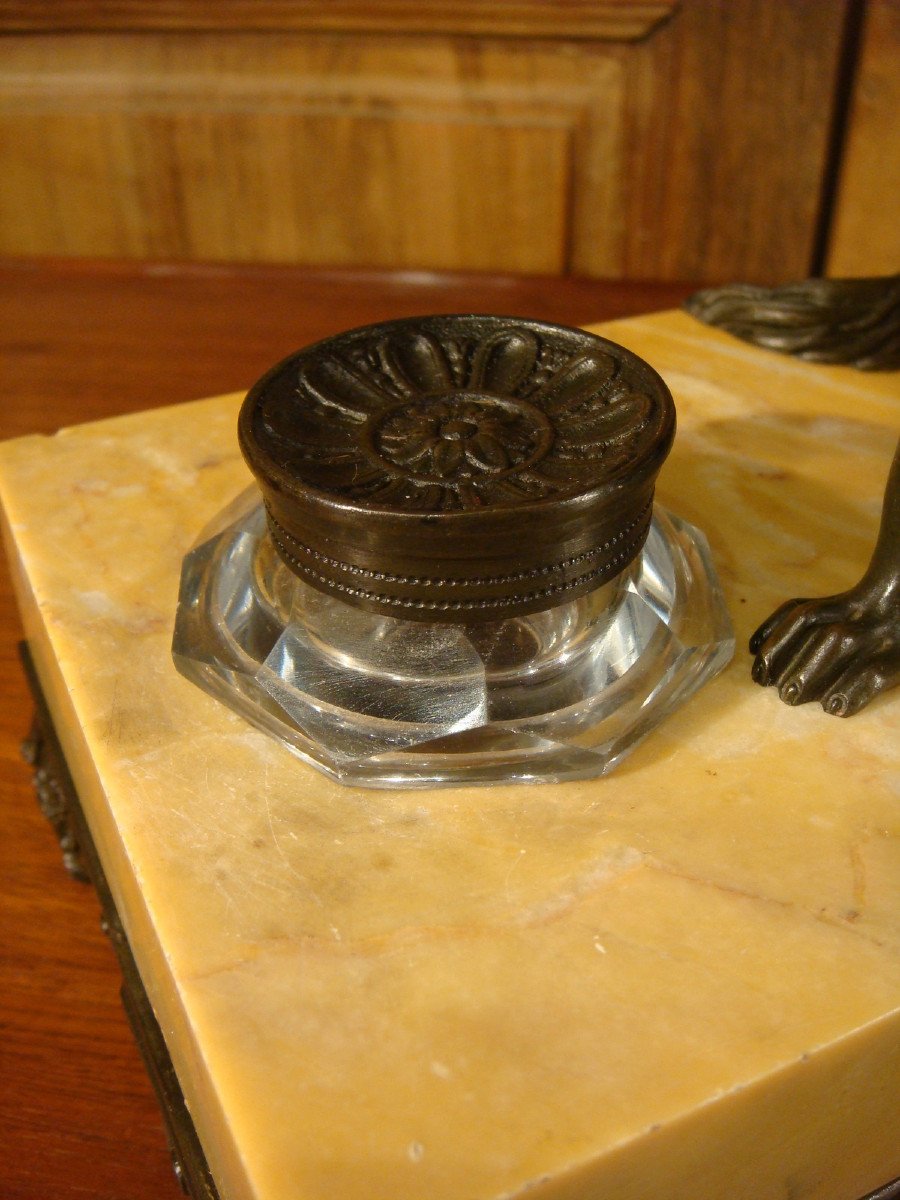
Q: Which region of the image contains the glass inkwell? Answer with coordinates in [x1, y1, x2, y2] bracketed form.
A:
[173, 315, 733, 787]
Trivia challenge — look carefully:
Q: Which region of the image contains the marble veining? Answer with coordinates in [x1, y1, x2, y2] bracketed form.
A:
[0, 311, 898, 1200]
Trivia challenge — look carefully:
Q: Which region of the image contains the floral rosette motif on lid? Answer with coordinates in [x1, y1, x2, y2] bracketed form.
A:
[239, 315, 676, 621]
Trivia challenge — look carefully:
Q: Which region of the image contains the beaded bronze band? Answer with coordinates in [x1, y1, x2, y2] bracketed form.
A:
[266, 499, 653, 619]
[265, 498, 652, 589]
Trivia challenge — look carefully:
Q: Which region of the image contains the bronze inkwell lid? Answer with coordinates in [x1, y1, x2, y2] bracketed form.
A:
[238, 315, 676, 622]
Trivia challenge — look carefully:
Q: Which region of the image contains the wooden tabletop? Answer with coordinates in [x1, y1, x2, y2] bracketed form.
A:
[0, 258, 696, 1200]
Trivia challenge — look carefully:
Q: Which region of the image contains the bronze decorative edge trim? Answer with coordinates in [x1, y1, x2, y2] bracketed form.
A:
[865, 1183, 900, 1200]
[19, 642, 221, 1200]
[684, 275, 900, 371]
[270, 508, 651, 618]
[266, 497, 652, 589]
[22, 712, 89, 882]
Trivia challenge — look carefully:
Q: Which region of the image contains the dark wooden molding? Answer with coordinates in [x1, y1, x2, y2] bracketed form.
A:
[0, 0, 678, 40]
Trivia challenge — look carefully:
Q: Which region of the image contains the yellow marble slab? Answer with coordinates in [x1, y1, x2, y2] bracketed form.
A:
[1, 310, 898, 1200]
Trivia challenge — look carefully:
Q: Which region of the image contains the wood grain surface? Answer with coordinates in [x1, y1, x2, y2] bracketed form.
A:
[0, 257, 695, 1200]
[827, 0, 900, 276]
[0, 1, 847, 281]
[0, 0, 677, 40]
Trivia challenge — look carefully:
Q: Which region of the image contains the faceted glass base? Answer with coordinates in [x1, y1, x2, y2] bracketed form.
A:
[173, 491, 734, 788]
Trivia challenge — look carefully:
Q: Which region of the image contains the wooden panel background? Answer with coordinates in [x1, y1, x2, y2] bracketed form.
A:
[0, 1, 852, 281]
[0, 35, 618, 274]
[827, 0, 900, 277]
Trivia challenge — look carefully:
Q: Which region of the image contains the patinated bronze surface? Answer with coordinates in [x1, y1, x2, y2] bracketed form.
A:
[687, 276, 900, 716]
[749, 439, 900, 716]
[685, 274, 900, 370]
[21, 711, 88, 881]
[239, 315, 675, 621]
